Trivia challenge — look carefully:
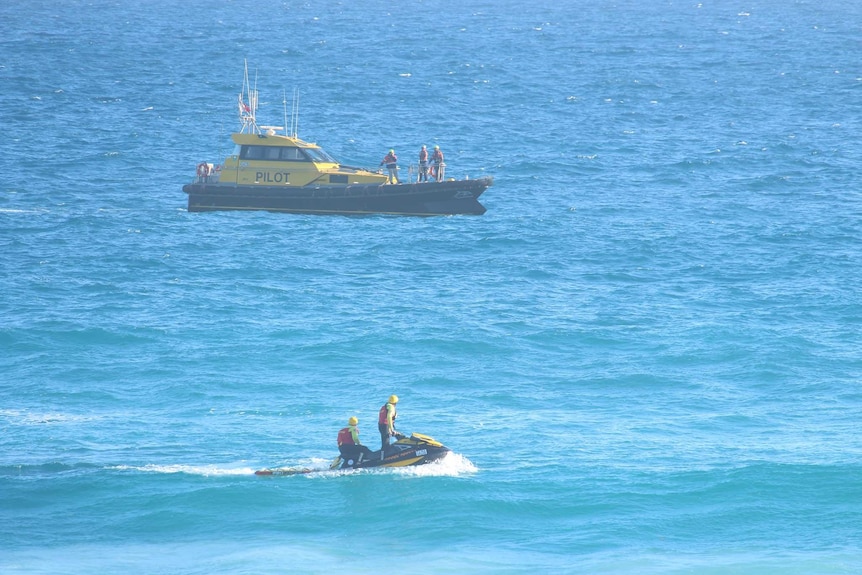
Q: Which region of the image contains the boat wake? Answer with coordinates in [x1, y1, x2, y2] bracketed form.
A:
[110, 452, 477, 478]
[303, 452, 478, 478]
[386, 452, 478, 477]
[109, 463, 257, 477]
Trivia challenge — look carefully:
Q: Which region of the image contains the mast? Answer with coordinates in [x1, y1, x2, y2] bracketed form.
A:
[238, 59, 259, 134]
[237, 62, 295, 137]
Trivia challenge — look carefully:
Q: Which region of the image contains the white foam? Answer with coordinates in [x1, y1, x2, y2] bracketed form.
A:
[0, 409, 99, 425]
[315, 452, 478, 479]
[390, 452, 478, 477]
[110, 464, 256, 477]
[109, 453, 476, 479]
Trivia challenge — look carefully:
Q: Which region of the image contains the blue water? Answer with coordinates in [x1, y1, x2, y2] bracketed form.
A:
[2, 0, 862, 572]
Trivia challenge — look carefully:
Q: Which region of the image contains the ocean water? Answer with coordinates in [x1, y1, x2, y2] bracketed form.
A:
[2, 0, 861, 572]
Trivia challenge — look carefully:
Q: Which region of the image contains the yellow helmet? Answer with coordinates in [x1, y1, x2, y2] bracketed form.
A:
[388, 395, 399, 404]
[348, 416, 358, 426]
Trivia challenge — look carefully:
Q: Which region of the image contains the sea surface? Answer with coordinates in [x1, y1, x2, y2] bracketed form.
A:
[2, 0, 861, 573]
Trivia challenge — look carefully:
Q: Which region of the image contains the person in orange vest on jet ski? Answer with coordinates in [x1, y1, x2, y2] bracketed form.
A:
[337, 416, 374, 463]
[380, 149, 400, 184]
[378, 395, 400, 453]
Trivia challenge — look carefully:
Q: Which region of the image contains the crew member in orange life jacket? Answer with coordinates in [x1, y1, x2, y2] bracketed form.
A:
[418, 145, 429, 182]
[431, 145, 444, 181]
[378, 395, 399, 452]
[337, 417, 374, 463]
[380, 149, 399, 184]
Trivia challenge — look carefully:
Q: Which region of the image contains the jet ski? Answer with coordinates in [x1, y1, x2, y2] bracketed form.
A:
[255, 432, 450, 476]
[334, 432, 450, 470]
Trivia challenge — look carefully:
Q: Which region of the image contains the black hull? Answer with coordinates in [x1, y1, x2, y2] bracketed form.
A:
[183, 177, 491, 216]
[341, 444, 450, 470]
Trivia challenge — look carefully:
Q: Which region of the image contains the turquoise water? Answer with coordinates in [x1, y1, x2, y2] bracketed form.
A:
[2, 0, 862, 573]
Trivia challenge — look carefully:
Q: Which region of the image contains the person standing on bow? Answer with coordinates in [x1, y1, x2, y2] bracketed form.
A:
[418, 145, 429, 182]
[378, 395, 399, 452]
[337, 416, 374, 463]
[431, 145, 445, 181]
[380, 149, 400, 184]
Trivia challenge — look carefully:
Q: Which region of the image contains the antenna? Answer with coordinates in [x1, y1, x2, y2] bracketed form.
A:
[283, 90, 288, 137]
[290, 87, 300, 138]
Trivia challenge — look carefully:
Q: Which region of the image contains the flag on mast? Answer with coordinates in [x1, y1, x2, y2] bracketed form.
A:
[239, 93, 251, 113]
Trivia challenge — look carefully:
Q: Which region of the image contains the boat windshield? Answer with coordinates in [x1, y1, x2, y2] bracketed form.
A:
[304, 147, 338, 164]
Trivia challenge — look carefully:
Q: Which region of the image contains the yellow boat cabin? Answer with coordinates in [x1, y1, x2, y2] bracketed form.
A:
[211, 132, 388, 188]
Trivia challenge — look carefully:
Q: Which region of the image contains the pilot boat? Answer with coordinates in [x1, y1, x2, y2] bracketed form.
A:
[183, 65, 492, 216]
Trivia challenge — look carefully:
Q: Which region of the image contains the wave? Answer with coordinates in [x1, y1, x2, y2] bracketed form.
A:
[0, 409, 102, 425]
[0, 462, 101, 476]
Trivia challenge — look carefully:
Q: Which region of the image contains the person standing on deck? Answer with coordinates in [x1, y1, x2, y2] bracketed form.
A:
[418, 145, 429, 182]
[431, 145, 445, 181]
[380, 149, 400, 184]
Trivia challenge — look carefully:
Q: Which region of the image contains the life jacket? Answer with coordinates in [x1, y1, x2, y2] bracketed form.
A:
[378, 403, 397, 426]
[383, 153, 398, 167]
[337, 426, 356, 446]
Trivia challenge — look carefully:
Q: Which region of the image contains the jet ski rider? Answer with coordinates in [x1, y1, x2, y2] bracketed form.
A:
[378, 395, 400, 452]
[337, 416, 374, 463]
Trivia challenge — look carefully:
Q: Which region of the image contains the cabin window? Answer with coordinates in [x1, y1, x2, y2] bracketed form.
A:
[240, 146, 265, 160]
[329, 174, 348, 184]
[280, 147, 308, 161]
[305, 147, 338, 163]
[239, 145, 311, 162]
